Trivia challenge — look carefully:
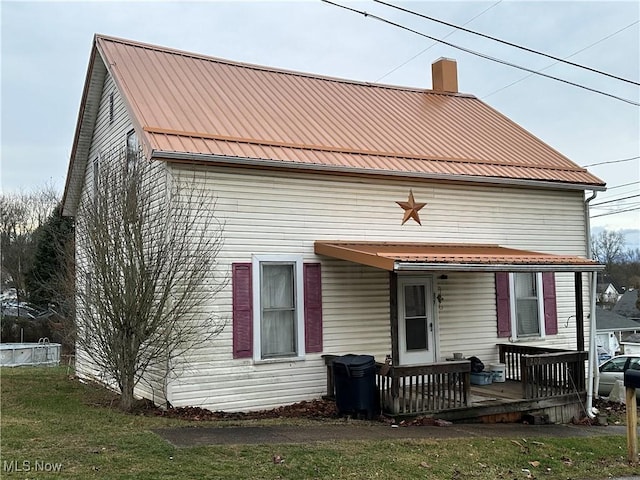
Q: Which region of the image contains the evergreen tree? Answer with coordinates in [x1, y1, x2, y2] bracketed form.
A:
[26, 204, 74, 309]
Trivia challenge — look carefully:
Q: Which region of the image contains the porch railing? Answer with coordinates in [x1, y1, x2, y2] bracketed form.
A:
[377, 362, 471, 415]
[498, 344, 587, 399]
[322, 355, 470, 416]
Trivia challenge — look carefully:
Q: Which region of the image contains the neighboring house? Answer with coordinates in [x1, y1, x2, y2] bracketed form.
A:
[620, 331, 640, 355]
[597, 282, 621, 306]
[613, 290, 640, 321]
[62, 35, 604, 420]
[613, 290, 640, 355]
[595, 306, 640, 359]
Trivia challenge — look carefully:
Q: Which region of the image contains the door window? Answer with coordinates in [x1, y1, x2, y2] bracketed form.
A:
[404, 285, 428, 351]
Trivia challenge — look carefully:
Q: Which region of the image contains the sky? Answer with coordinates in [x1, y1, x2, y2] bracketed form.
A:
[1, 0, 639, 248]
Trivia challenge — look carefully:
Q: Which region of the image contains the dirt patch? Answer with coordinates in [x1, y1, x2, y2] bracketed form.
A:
[593, 397, 636, 425]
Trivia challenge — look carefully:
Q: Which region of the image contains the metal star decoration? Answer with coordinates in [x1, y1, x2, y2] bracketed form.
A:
[396, 190, 427, 225]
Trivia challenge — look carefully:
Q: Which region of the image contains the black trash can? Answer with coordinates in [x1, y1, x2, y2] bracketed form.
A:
[332, 354, 379, 419]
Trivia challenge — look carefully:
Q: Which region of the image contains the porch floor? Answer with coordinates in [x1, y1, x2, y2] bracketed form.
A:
[434, 379, 584, 423]
[470, 380, 524, 404]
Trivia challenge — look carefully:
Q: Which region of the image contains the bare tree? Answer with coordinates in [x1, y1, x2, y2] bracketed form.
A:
[621, 248, 640, 291]
[592, 230, 625, 267]
[73, 148, 226, 411]
[0, 184, 59, 305]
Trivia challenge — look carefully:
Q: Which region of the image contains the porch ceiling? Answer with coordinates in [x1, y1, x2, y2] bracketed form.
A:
[314, 241, 604, 272]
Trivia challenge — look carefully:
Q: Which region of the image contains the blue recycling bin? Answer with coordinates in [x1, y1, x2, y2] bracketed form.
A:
[332, 354, 379, 419]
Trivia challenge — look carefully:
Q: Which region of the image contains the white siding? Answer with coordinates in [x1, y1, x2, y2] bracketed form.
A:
[75, 67, 169, 403]
[84, 73, 131, 195]
[436, 271, 582, 367]
[76, 69, 129, 383]
[164, 164, 591, 412]
[72, 65, 592, 412]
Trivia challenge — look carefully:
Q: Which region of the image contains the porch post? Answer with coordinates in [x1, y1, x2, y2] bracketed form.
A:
[586, 270, 598, 418]
[575, 272, 584, 352]
[389, 272, 399, 365]
[388, 272, 401, 414]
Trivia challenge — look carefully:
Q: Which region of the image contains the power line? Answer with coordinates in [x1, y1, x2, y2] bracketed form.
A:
[591, 199, 640, 209]
[374, 0, 640, 86]
[482, 20, 640, 100]
[592, 202, 640, 210]
[321, 0, 640, 106]
[375, 1, 503, 82]
[583, 156, 640, 167]
[608, 181, 640, 190]
[591, 206, 640, 218]
[591, 194, 640, 207]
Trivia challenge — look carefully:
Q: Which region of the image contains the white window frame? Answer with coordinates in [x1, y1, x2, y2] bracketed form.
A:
[126, 129, 139, 172]
[252, 254, 305, 362]
[509, 272, 546, 341]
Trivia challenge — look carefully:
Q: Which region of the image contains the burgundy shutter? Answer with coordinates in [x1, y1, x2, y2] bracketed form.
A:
[304, 263, 323, 353]
[542, 272, 558, 335]
[232, 263, 253, 358]
[495, 272, 511, 338]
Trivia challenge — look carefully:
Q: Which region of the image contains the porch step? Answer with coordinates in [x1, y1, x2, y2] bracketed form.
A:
[431, 393, 584, 424]
[522, 413, 550, 425]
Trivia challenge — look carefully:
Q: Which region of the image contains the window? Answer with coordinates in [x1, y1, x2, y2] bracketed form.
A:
[232, 261, 322, 360]
[109, 92, 114, 124]
[513, 272, 542, 337]
[601, 356, 628, 373]
[92, 155, 100, 197]
[404, 285, 428, 351]
[126, 129, 138, 171]
[261, 263, 296, 357]
[496, 271, 557, 340]
[252, 255, 304, 360]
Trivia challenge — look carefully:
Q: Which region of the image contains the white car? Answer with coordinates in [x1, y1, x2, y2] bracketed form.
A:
[598, 355, 640, 397]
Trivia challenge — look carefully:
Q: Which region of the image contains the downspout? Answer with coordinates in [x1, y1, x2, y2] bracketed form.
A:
[584, 191, 598, 418]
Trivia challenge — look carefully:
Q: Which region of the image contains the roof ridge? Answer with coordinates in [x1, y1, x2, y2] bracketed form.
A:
[145, 127, 589, 173]
[94, 33, 474, 98]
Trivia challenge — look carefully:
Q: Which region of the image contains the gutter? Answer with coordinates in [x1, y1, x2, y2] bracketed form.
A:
[395, 262, 603, 273]
[584, 191, 598, 419]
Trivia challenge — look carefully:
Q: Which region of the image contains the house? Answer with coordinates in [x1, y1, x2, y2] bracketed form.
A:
[620, 332, 640, 355]
[62, 35, 605, 421]
[595, 306, 640, 360]
[612, 290, 640, 354]
[613, 290, 640, 320]
[597, 282, 621, 306]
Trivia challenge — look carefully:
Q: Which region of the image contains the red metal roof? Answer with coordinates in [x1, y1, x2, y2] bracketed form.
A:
[314, 241, 603, 272]
[96, 35, 604, 188]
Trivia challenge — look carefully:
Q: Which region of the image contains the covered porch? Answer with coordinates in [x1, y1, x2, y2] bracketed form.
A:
[315, 241, 602, 421]
[324, 344, 587, 421]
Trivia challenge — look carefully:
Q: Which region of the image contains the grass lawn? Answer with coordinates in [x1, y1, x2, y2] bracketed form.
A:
[1, 367, 640, 479]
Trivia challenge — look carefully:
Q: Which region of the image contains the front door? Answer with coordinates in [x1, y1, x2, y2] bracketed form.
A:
[398, 276, 435, 366]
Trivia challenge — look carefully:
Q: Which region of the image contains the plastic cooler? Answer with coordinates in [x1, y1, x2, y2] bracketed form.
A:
[470, 371, 493, 385]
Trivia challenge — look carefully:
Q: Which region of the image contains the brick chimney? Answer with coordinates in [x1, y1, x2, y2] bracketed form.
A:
[431, 58, 458, 93]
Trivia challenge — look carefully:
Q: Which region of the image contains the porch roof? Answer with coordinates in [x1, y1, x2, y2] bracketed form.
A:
[314, 241, 604, 272]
